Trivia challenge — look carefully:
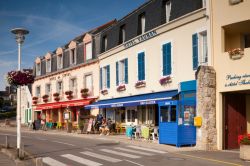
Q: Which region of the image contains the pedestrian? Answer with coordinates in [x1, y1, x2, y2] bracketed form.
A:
[32, 120, 36, 130]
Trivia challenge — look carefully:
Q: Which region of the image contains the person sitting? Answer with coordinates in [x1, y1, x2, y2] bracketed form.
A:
[99, 118, 107, 135]
[105, 118, 113, 135]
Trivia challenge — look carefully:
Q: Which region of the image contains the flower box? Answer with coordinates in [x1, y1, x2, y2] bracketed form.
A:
[238, 134, 250, 160]
[53, 93, 60, 97]
[7, 70, 34, 86]
[135, 80, 146, 88]
[101, 89, 108, 95]
[81, 88, 89, 94]
[33, 100, 37, 105]
[117, 84, 126, 92]
[67, 95, 73, 100]
[54, 97, 60, 102]
[81, 93, 88, 98]
[229, 0, 243, 5]
[228, 48, 244, 60]
[42, 94, 49, 99]
[32, 96, 38, 100]
[65, 91, 73, 96]
[159, 76, 172, 85]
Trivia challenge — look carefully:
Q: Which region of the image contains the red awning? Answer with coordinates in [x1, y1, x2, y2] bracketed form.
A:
[34, 98, 94, 110]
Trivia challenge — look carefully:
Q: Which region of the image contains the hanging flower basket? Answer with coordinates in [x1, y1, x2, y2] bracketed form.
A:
[101, 89, 108, 95]
[228, 48, 244, 60]
[53, 93, 60, 97]
[159, 76, 172, 85]
[117, 84, 126, 92]
[135, 80, 146, 88]
[6, 70, 34, 86]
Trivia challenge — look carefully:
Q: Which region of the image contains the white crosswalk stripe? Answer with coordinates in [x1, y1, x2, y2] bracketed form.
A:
[81, 151, 122, 163]
[100, 149, 141, 159]
[61, 154, 102, 166]
[127, 146, 167, 154]
[114, 147, 154, 156]
[43, 157, 67, 166]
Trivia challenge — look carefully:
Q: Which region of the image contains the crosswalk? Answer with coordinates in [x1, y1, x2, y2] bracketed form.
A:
[42, 146, 167, 166]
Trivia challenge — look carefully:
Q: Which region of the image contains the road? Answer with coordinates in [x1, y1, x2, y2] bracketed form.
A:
[0, 129, 247, 166]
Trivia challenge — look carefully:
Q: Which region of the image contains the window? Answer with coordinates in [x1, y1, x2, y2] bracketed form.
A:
[57, 81, 63, 95]
[70, 78, 77, 97]
[85, 74, 93, 95]
[102, 36, 107, 52]
[36, 63, 41, 76]
[119, 25, 126, 44]
[116, 58, 128, 85]
[160, 105, 176, 123]
[57, 54, 63, 69]
[138, 13, 146, 35]
[100, 65, 110, 89]
[192, 31, 208, 70]
[70, 48, 76, 65]
[46, 59, 51, 73]
[45, 84, 51, 100]
[137, 52, 145, 81]
[165, 1, 171, 23]
[36, 86, 41, 97]
[162, 42, 172, 76]
[127, 109, 136, 122]
[244, 34, 250, 48]
[85, 42, 92, 60]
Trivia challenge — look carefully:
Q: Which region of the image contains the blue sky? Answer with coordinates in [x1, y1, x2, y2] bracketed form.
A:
[0, 0, 146, 90]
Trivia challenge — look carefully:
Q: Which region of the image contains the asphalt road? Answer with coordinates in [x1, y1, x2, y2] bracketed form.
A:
[0, 129, 248, 166]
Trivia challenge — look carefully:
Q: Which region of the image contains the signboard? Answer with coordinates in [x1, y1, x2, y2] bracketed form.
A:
[225, 74, 250, 87]
[49, 72, 71, 81]
[64, 112, 70, 120]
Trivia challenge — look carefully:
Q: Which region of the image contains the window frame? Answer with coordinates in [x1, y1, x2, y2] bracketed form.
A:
[84, 73, 93, 96]
[46, 58, 51, 73]
[70, 48, 76, 65]
[57, 54, 63, 70]
[165, 0, 171, 23]
[85, 42, 92, 61]
[36, 63, 41, 76]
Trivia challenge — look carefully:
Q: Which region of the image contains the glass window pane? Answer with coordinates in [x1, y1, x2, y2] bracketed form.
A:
[170, 105, 176, 122]
[160, 106, 169, 122]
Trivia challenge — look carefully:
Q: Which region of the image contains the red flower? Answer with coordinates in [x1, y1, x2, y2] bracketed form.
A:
[7, 70, 34, 86]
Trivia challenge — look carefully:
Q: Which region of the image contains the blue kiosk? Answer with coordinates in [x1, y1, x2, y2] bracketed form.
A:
[158, 80, 196, 147]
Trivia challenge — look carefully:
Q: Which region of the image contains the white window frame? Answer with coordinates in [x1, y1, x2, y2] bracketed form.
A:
[84, 74, 93, 96]
[166, 1, 171, 23]
[57, 81, 63, 96]
[122, 26, 126, 43]
[36, 63, 41, 76]
[46, 59, 51, 73]
[69, 78, 77, 98]
[118, 59, 126, 84]
[36, 86, 41, 97]
[141, 14, 146, 34]
[70, 48, 76, 65]
[198, 30, 208, 66]
[85, 42, 92, 61]
[57, 54, 63, 69]
[102, 66, 108, 89]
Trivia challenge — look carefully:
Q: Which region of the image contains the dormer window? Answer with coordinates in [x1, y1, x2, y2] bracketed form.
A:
[57, 54, 63, 69]
[138, 13, 146, 35]
[165, 0, 171, 23]
[70, 48, 76, 65]
[85, 42, 92, 61]
[36, 63, 41, 76]
[102, 35, 108, 52]
[119, 25, 126, 44]
[46, 58, 51, 73]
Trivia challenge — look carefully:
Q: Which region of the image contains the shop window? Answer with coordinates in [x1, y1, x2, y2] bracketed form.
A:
[57, 54, 63, 69]
[160, 105, 176, 122]
[85, 42, 92, 60]
[127, 109, 136, 122]
[115, 109, 125, 123]
[244, 34, 250, 48]
[36, 63, 41, 76]
[116, 58, 128, 85]
[106, 109, 115, 121]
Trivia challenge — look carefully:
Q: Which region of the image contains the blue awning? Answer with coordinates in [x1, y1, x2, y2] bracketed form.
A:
[85, 90, 178, 109]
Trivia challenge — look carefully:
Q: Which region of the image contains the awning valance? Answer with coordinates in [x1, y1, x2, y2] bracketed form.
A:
[85, 90, 178, 109]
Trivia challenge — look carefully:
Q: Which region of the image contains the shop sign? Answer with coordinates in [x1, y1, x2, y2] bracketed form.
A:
[49, 72, 71, 81]
[140, 100, 156, 105]
[111, 103, 123, 107]
[225, 74, 250, 87]
[124, 30, 157, 49]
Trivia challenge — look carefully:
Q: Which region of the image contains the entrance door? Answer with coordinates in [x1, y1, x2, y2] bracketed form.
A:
[225, 93, 247, 149]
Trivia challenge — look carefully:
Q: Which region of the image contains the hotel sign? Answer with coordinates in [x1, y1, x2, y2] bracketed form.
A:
[49, 73, 71, 81]
[225, 74, 250, 87]
[124, 30, 157, 49]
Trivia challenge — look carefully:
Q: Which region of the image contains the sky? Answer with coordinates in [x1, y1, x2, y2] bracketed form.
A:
[0, 0, 146, 91]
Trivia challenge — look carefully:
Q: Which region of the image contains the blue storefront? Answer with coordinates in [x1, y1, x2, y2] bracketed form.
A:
[86, 80, 197, 147]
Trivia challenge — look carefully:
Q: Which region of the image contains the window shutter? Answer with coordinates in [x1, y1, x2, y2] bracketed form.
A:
[125, 58, 128, 84]
[192, 33, 198, 70]
[116, 62, 119, 86]
[138, 53, 141, 80]
[141, 52, 145, 80]
[162, 44, 167, 76]
[107, 65, 110, 88]
[100, 68, 103, 90]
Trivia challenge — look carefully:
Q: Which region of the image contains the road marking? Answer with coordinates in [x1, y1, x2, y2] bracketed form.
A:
[125, 159, 144, 166]
[114, 147, 154, 156]
[127, 146, 167, 154]
[81, 151, 122, 163]
[36, 137, 47, 141]
[43, 157, 67, 166]
[61, 154, 102, 166]
[100, 149, 141, 159]
[52, 140, 75, 146]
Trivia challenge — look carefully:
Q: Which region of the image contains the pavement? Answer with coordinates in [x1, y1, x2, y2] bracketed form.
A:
[0, 151, 15, 166]
[0, 121, 250, 166]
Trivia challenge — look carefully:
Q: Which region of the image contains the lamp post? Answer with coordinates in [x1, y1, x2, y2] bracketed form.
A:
[10, 28, 29, 158]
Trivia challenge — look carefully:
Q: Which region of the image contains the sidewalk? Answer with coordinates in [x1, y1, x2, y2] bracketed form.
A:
[0, 152, 15, 166]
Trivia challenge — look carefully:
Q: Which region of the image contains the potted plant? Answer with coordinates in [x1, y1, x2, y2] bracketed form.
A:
[81, 88, 89, 98]
[33, 100, 37, 105]
[53, 92, 59, 97]
[228, 48, 244, 60]
[117, 84, 126, 92]
[159, 75, 172, 85]
[6, 70, 34, 86]
[135, 80, 146, 88]
[101, 89, 108, 95]
[239, 134, 250, 160]
[32, 96, 38, 100]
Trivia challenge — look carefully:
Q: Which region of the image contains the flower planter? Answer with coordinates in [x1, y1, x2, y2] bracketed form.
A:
[32, 96, 38, 100]
[65, 91, 73, 96]
[67, 95, 73, 100]
[135, 81, 146, 88]
[240, 145, 250, 161]
[54, 97, 60, 102]
[101, 89, 108, 95]
[81, 93, 88, 98]
[53, 93, 59, 97]
[7, 70, 34, 86]
[117, 85, 126, 92]
[43, 99, 48, 103]
[230, 54, 243, 60]
[228, 48, 244, 60]
[33, 101, 37, 105]
[159, 76, 172, 85]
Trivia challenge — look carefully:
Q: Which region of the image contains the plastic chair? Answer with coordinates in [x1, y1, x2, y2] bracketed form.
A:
[134, 125, 142, 139]
[150, 126, 159, 140]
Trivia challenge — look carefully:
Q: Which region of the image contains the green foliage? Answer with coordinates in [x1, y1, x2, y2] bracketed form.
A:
[241, 136, 250, 145]
[0, 111, 16, 119]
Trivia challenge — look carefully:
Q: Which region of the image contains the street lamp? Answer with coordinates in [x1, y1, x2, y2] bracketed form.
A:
[10, 28, 29, 158]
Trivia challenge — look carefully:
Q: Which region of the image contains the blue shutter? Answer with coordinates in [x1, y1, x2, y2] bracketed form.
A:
[116, 62, 119, 86]
[192, 33, 198, 70]
[163, 43, 171, 76]
[125, 58, 128, 84]
[100, 68, 103, 90]
[138, 52, 145, 81]
[107, 65, 110, 88]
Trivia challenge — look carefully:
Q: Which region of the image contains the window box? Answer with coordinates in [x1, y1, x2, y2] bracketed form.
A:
[43, 98, 48, 103]
[117, 84, 126, 92]
[32, 96, 38, 100]
[159, 75, 172, 85]
[53, 93, 60, 97]
[65, 91, 73, 96]
[135, 80, 146, 88]
[101, 89, 108, 95]
[54, 97, 60, 102]
[32, 100, 37, 105]
[66, 95, 73, 100]
[42, 94, 49, 99]
[228, 48, 244, 60]
[81, 88, 89, 98]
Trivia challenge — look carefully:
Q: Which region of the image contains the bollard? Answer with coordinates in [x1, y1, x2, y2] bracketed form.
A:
[36, 157, 43, 166]
[5, 135, 9, 148]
